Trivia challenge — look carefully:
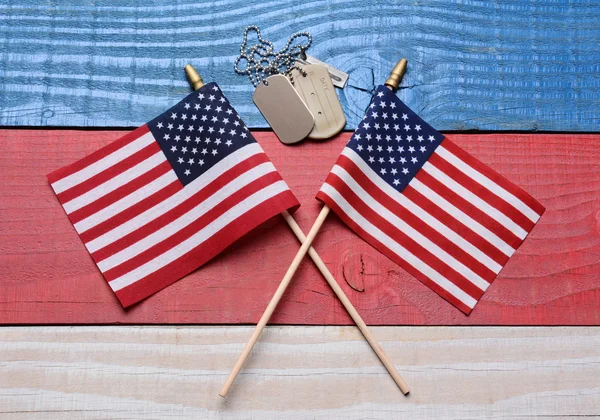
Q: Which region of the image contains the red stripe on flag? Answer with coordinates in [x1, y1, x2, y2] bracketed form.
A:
[441, 139, 545, 216]
[335, 155, 497, 282]
[68, 161, 172, 225]
[415, 170, 522, 250]
[316, 190, 474, 314]
[325, 174, 486, 300]
[427, 152, 535, 232]
[91, 153, 272, 263]
[79, 178, 182, 244]
[401, 184, 510, 267]
[47, 125, 150, 184]
[102, 171, 284, 281]
[114, 190, 299, 308]
[56, 141, 162, 205]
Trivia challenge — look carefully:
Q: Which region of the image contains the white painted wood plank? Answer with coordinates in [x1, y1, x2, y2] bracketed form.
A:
[0, 326, 599, 419]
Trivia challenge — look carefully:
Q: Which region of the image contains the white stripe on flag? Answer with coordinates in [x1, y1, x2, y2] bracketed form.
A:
[320, 183, 478, 309]
[97, 161, 277, 271]
[341, 148, 503, 274]
[331, 164, 490, 291]
[85, 143, 264, 253]
[51, 131, 155, 194]
[410, 177, 515, 257]
[422, 162, 528, 239]
[108, 180, 289, 292]
[436, 146, 541, 223]
[62, 151, 166, 214]
[73, 170, 179, 234]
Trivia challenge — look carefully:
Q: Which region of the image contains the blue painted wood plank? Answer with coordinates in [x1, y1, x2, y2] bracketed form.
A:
[0, 0, 599, 131]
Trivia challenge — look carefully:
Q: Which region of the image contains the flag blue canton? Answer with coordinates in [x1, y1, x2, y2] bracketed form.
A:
[149, 82, 254, 186]
[347, 85, 445, 192]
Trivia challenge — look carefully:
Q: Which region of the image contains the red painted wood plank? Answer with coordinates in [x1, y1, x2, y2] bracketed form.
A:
[0, 129, 598, 325]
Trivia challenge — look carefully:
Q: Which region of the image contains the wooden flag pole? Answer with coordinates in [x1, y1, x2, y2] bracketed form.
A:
[219, 205, 331, 396]
[219, 204, 409, 397]
[184, 62, 410, 397]
[280, 210, 410, 395]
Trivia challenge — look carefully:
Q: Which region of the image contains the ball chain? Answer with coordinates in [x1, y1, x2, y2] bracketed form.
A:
[234, 26, 311, 87]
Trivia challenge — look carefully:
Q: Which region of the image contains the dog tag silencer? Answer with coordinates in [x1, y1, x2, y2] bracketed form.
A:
[292, 64, 346, 140]
[253, 74, 315, 145]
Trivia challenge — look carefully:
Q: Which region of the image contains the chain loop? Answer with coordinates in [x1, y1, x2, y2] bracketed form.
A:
[234, 26, 311, 87]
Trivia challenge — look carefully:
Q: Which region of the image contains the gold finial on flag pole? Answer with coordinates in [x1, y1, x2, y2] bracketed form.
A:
[384, 58, 408, 91]
[185, 64, 205, 90]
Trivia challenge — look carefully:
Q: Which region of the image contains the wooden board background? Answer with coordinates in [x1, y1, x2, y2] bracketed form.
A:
[1, 326, 599, 419]
[1, 0, 599, 131]
[1, 129, 599, 325]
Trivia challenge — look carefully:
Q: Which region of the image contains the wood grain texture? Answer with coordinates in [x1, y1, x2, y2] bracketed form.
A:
[1, 326, 599, 419]
[1, 129, 599, 325]
[1, 1, 599, 131]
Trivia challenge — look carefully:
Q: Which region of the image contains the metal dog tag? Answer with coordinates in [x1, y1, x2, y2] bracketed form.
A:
[292, 64, 346, 140]
[253, 74, 315, 145]
[296, 54, 349, 88]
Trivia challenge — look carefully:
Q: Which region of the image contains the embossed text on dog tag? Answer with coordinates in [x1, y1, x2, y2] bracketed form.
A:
[253, 74, 315, 145]
[292, 64, 346, 140]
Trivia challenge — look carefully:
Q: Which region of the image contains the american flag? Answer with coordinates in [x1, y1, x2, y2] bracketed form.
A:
[316, 85, 544, 314]
[48, 83, 299, 307]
